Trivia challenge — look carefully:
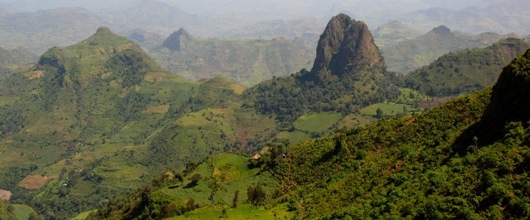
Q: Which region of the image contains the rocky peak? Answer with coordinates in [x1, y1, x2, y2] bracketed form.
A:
[305, 13, 385, 82]
[162, 28, 193, 51]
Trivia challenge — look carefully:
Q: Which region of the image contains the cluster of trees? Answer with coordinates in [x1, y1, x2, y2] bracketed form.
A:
[244, 69, 401, 128]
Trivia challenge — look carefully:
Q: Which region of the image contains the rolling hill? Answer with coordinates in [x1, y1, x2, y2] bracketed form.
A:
[381, 25, 513, 74]
[404, 37, 530, 96]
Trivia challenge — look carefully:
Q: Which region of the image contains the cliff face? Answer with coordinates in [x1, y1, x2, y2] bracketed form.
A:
[307, 14, 385, 81]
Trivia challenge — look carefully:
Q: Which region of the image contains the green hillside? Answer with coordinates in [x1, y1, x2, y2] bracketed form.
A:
[87, 153, 285, 219]
[404, 38, 530, 96]
[5, 13, 529, 219]
[91, 49, 530, 219]
[150, 29, 314, 87]
[0, 27, 276, 219]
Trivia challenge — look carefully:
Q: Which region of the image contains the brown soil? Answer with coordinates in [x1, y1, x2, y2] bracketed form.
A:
[18, 175, 49, 190]
[0, 189, 12, 201]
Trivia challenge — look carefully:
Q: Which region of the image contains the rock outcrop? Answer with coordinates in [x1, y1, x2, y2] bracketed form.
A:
[305, 14, 385, 81]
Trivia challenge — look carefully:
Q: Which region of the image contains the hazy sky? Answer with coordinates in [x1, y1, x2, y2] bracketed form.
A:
[0, 0, 501, 15]
[0, 0, 523, 35]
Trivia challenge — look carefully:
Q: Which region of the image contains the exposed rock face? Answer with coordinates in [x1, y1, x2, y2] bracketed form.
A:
[306, 14, 385, 81]
[161, 28, 193, 51]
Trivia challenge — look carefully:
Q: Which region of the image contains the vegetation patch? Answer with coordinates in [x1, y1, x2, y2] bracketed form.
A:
[360, 101, 422, 118]
[13, 204, 35, 220]
[293, 112, 342, 133]
[275, 131, 310, 144]
[142, 104, 169, 114]
[144, 71, 166, 83]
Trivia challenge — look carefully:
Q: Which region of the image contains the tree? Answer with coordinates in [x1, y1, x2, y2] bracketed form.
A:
[247, 183, 266, 206]
[375, 108, 384, 119]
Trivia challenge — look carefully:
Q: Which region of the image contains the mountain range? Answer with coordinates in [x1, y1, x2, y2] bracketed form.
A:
[149, 28, 315, 87]
[0, 8, 530, 219]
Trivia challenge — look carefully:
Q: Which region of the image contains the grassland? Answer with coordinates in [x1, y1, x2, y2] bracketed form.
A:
[293, 112, 343, 133]
[360, 102, 423, 117]
[12, 204, 35, 220]
[156, 153, 277, 206]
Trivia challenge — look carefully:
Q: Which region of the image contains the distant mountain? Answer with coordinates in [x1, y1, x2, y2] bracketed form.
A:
[126, 29, 165, 51]
[404, 38, 530, 96]
[0, 7, 104, 53]
[222, 18, 324, 41]
[373, 20, 421, 48]
[382, 25, 510, 74]
[399, 0, 530, 34]
[150, 29, 314, 86]
[161, 28, 194, 52]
